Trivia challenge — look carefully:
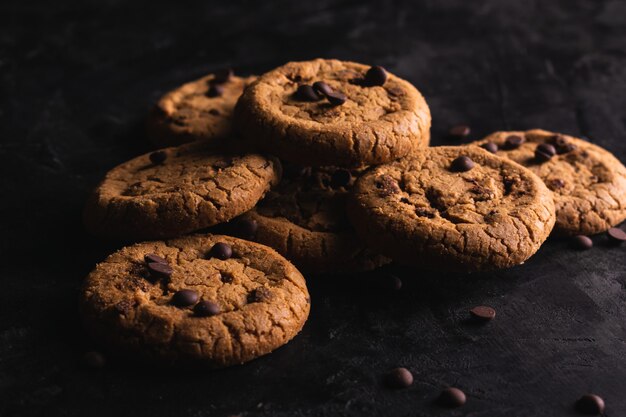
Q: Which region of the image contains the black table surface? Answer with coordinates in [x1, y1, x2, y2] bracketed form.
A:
[2, 1, 626, 416]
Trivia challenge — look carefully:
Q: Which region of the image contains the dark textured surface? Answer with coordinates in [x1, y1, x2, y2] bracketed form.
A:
[2, 1, 626, 416]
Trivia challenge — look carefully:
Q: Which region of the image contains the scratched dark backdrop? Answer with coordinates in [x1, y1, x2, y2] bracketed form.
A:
[2, 0, 626, 416]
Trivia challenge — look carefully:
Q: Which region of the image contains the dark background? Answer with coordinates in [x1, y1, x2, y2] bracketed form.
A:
[2, 0, 626, 416]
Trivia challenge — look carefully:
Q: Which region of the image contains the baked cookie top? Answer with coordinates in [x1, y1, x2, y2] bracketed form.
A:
[84, 142, 280, 241]
[474, 129, 626, 235]
[347, 146, 556, 272]
[234, 59, 431, 167]
[147, 71, 256, 147]
[242, 165, 389, 273]
[80, 234, 310, 368]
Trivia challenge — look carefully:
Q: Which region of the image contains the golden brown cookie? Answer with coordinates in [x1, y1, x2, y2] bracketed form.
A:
[234, 59, 431, 167]
[237, 165, 389, 273]
[147, 71, 256, 148]
[347, 146, 556, 272]
[474, 130, 626, 235]
[84, 142, 280, 241]
[79, 234, 310, 368]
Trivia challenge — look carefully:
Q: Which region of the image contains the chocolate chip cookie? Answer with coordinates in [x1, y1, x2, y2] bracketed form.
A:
[234, 59, 431, 167]
[474, 130, 626, 235]
[147, 71, 256, 147]
[80, 234, 310, 368]
[347, 146, 556, 272]
[84, 142, 281, 241]
[237, 166, 389, 273]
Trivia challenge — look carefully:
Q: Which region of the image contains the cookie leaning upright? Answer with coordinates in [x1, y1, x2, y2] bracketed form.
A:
[347, 146, 556, 272]
[80, 234, 310, 368]
[474, 129, 626, 236]
[83, 142, 280, 241]
[234, 59, 431, 167]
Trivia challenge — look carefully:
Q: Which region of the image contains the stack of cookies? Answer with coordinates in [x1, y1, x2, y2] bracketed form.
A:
[80, 58, 626, 368]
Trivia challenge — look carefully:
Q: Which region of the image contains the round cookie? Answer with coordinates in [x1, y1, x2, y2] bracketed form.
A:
[147, 71, 256, 148]
[84, 142, 281, 241]
[234, 59, 431, 167]
[238, 166, 389, 273]
[474, 130, 626, 235]
[79, 234, 310, 368]
[347, 146, 556, 272]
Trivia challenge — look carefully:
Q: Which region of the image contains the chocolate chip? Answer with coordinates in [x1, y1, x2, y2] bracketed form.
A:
[114, 299, 133, 315]
[212, 159, 232, 169]
[450, 156, 475, 172]
[553, 135, 577, 154]
[415, 206, 435, 218]
[330, 169, 352, 188]
[82, 351, 106, 369]
[209, 109, 220, 116]
[213, 68, 234, 84]
[387, 87, 405, 97]
[547, 178, 566, 190]
[194, 300, 221, 317]
[207, 83, 224, 97]
[575, 394, 605, 415]
[384, 274, 403, 291]
[210, 242, 233, 260]
[469, 305, 496, 321]
[384, 367, 413, 389]
[220, 272, 234, 283]
[235, 218, 258, 239]
[248, 287, 271, 303]
[326, 90, 347, 106]
[147, 262, 173, 280]
[449, 125, 471, 139]
[572, 235, 593, 250]
[149, 151, 167, 165]
[144, 253, 167, 265]
[171, 289, 199, 307]
[481, 142, 498, 154]
[436, 387, 466, 408]
[607, 227, 626, 244]
[504, 135, 525, 149]
[535, 143, 557, 162]
[375, 175, 400, 196]
[294, 84, 321, 102]
[363, 65, 388, 87]
[312, 81, 333, 96]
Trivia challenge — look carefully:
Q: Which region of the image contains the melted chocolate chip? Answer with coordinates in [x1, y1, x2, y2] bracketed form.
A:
[552, 134, 577, 154]
[294, 84, 321, 101]
[220, 272, 234, 283]
[210, 242, 233, 260]
[149, 151, 167, 165]
[363, 65, 388, 87]
[171, 289, 199, 307]
[194, 300, 221, 317]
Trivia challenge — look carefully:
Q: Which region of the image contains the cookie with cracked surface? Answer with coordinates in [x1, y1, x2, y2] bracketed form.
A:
[234, 59, 431, 167]
[347, 146, 556, 272]
[237, 165, 389, 273]
[474, 129, 626, 235]
[84, 142, 281, 241]
[147, 72, 256, 148]
[79, 234, 310, 368]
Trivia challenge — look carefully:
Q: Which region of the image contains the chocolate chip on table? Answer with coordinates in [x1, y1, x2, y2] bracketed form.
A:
[207, 83, 225, 97]
[294, 84, 321, 101]
[194, 300, 221, 317]
[450, 156, 475, 172]
[325, 90, 347, 106]
[535, 143, 557, 162]
[330, 169, 352, 188]
[82, 351, 106, 369]
[449, 125, 471, 139]
[572, 235, 593, 250]
[436, 387, 466, 408]
[210, 242, 233, 260]
[575, 394, 605, 415]
[469, 305, 496, 321]
[312, 81, 333, 96]
[479, 143, 497, 154]
[144, 253, 167, 265]
[607, 227, 626, 244]
[149, 151, 167, 165]
[504, 135, 525, 149]
[147, 262, 173, 280]
[384, 367, 413, 389]
[171, 289, 199, 307]
[363, 65, 388, 87]
[384, 274, 403, 291]
[213, 68, 234, 84]
[235, 218, 258, 239]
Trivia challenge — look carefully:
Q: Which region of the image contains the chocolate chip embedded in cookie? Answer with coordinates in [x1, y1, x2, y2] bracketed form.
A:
[473, 129, 626, 235]
[146, 72, 256, 148]
[347, 146, 556, 272]
[79, 234, 310, 368]
[237, 165, 390, 273]
[83, 142, 280, 241]
[234, 59, 431, 167]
